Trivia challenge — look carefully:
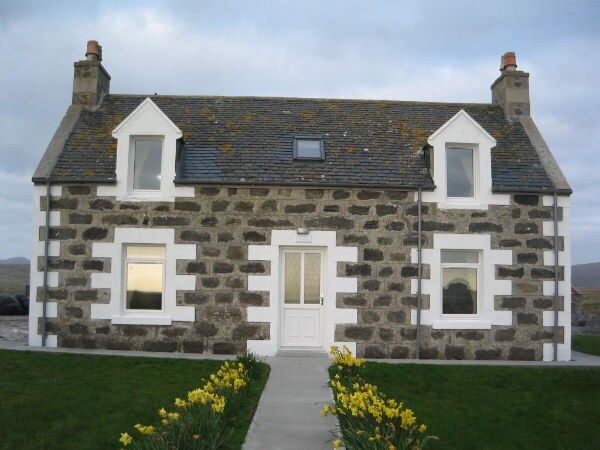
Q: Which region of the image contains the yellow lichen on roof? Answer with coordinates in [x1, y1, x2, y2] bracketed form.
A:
[220, 143, 233, 153]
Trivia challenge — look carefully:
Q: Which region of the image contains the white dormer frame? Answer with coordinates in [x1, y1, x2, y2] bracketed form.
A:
[420, 109, 509, 209]
[97, 97, 194, 201]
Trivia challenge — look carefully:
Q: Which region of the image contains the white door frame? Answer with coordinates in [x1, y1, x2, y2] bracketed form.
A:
[279, 247, 326, 349]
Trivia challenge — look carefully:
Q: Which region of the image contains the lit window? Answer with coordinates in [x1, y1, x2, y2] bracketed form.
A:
[446, 147, 474, 198]
[132, 139, 163, 190]
[441, 250, 479, 315]
[125, 245, 165, 311]
[293, 137, 325, 160]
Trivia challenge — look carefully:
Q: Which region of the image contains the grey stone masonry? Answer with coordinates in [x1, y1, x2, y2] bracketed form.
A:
[37, 185, 565, 360]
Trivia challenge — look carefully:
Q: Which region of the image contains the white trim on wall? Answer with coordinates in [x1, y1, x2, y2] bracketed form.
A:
[97, 98, 194, 202]
[90, 228, 196, 325]
[246, 230, 358, 356]
[542, 195, 571, 361]
[419, 109, 510, 209]
[28, 185, 62, 347]
[410, 233, 512, 329]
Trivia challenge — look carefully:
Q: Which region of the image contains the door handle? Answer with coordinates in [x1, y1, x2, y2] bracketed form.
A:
[320, 295, 324, 305]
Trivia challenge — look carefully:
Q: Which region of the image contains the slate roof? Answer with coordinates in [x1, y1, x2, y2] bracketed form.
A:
[45, 94, 558, 193]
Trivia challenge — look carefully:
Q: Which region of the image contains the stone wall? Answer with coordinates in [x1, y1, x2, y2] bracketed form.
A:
[35, 185, 565, 360]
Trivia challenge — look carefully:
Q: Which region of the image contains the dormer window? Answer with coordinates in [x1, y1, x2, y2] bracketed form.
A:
[446, 146, 475, 198]
[293, 136, 325, 160]
[132, 138, 163, 191]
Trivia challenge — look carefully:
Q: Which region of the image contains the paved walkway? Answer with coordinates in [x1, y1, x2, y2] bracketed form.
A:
[243, 352, 337, 450]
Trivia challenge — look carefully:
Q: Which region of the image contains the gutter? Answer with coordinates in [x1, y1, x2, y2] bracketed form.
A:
[553, 191, 559, 361]
[416, 187, 423, 359]
[41, 180, 52, 347]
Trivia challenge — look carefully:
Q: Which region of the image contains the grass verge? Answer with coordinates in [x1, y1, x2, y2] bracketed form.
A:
[361, 362, 600, 449]
[572, 335, 600, 356]
[0, 350, 267, 450]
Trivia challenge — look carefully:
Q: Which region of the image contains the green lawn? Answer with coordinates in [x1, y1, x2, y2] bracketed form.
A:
[0, 350, 267, 450]
[572, 335, 600, 356]
[362, 363, 600, 450]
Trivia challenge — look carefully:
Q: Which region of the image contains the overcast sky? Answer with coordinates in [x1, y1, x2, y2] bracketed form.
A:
[0, 0, 598, 264]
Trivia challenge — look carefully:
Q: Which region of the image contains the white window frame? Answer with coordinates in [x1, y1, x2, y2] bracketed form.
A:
[98, 97, 194, 201]
[440, 250, 481, 319]
[123, 244, 166, 314]
[410, 233, 513, 330]
[420, 109, 510, 210]
[445, 144, 479, 202]
[90, 228, 196, 325]
[128, 136, 164, 195]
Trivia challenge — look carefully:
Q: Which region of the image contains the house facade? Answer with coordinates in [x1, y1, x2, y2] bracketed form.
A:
[29, 42, 572, 360]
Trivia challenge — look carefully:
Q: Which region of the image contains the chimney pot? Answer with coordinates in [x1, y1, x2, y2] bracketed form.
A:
[500, 51, 517, 71]
[85, 40, 102, 61]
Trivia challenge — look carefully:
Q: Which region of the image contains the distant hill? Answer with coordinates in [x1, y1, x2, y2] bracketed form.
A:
[0, 257, 30, 265]
[572, 262, 600, 290]
[0, 263, 29, 294]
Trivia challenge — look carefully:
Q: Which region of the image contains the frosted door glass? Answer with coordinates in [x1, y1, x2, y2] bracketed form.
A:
[285, 253, 301, 304]
[304, 253, 321, 304]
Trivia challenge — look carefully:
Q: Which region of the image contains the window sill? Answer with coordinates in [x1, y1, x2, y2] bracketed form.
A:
[438, 199, 486, 210]
[432, 319, 492, 330]
[110, 314, 173, 325]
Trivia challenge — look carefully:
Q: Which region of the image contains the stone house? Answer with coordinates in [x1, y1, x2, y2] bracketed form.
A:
[29, 41, 572, 360]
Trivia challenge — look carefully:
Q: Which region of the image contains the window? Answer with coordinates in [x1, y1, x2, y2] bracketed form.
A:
[132, 138, 163, 191]
[293, 137, 325, 160]
[124, 244, 165, 311]
[441, 250, 479, 315]
[446, 147, 474, 198]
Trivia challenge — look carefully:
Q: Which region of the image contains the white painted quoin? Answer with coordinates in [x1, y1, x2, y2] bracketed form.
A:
[28, 185, 62, 347]
[246, 230, 358, 356]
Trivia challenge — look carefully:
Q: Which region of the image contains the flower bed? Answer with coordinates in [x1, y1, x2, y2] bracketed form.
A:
[119, 352, 263, 450]
[322, 346, 438, 449]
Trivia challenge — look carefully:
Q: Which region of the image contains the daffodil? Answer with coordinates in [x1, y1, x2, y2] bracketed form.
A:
[119, 432, 132, 446]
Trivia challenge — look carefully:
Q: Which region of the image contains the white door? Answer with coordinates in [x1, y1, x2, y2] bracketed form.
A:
[281, 249, 324, 348]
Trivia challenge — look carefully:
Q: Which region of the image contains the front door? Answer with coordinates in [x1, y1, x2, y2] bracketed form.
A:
[280, 249, 324, 348]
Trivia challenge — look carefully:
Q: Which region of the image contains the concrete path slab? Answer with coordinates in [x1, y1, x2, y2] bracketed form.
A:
[243, 353, 337, 450]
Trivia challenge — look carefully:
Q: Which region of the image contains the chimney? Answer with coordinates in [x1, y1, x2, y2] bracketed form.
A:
[72, 40, 111, 107]
[491, 51, 530, 121]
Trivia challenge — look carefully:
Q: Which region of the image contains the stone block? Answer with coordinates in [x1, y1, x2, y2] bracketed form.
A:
[181, 230, 211, 242]
[517, 253, 538, 264]
[363, 220, 379, 230]
[469, 222, 503, 233]
[445, 345, 465, 360]
[82, 227, 108, 240]
[378, 267, 393, 277]
[143, 341, 178, 352]
[201, 277, 220, 288]
[249, 188, 269, 197]
[184, 292, 210, 304]
[239, 291, 264, 305]
[215, 292, 233, 303]
[517, 312, 538, 325]
[344, 234, 369, 245]
[187, 262, 207, 274]
[183, 341, 204, 353]
[501, 297, 526, 309]
[213, 343, 237, 354]
[239, 262, 266, 273]
[332, 190, 350, 200]
[202, 247, 220, 257]
[497, 267, 524, 278]
[364, 248, 384, 261]
[514, 222, 538, 234]
[200, 187, 220, 196]
[390, 346, 410, 359]
[475, 348, 502, 360]
[305, 189, 324, 199]
[508, 347, 535, 360]
[419, 347, 439, 359]
[122, 325, 148, 337]
[346, 263, 372, 276]
[154, 216, 189, 226]
[82, 260, 104, 271]
[364, 346, 386, 358]
[69, 213, 92, 224]
[495, 328, 516, 341]
[374, 295, 392, 307]
[213, 262, 234, 274]
[456, 330, 484, 340]
[195, 321, 218, 337]
[528, 209, 552, 219]
[348, 205, 370, 215]
[101, 214, 138, 225]
[361, 310, 380, 323]
[323, 204, 340, 212]
[499, 239, 521, 248]
[233, 324, 261, 339]
[69, 244, 86, 256]
[357, 190, 380, 200]
[376, 205, 397, 216]
[421, 221, 455, 232]
[345, 326, 374, 340]
[50, 198, 78, 210]
[234, 201, 254, 212]
[400, 327, 416, 341]
[201, 217, 218, 226]
[89, 199, 114, 210]
[533, 298, 553, 309]
[243, 231, 266, 242]
[285, 204, 316, 214]
[405, 204, 429, 216]
[379, 328, 394, 342]
[65, 306, 83, 318]
[387, 311, 405, 323]
[526, 238, 553, 249]
[74, 290, 97, 301]
[67, 186, 91, 195]
[342, 295, 367, 307]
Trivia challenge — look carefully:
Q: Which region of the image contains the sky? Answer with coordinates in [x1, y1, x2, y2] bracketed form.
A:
[0, 0, 598, 264]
